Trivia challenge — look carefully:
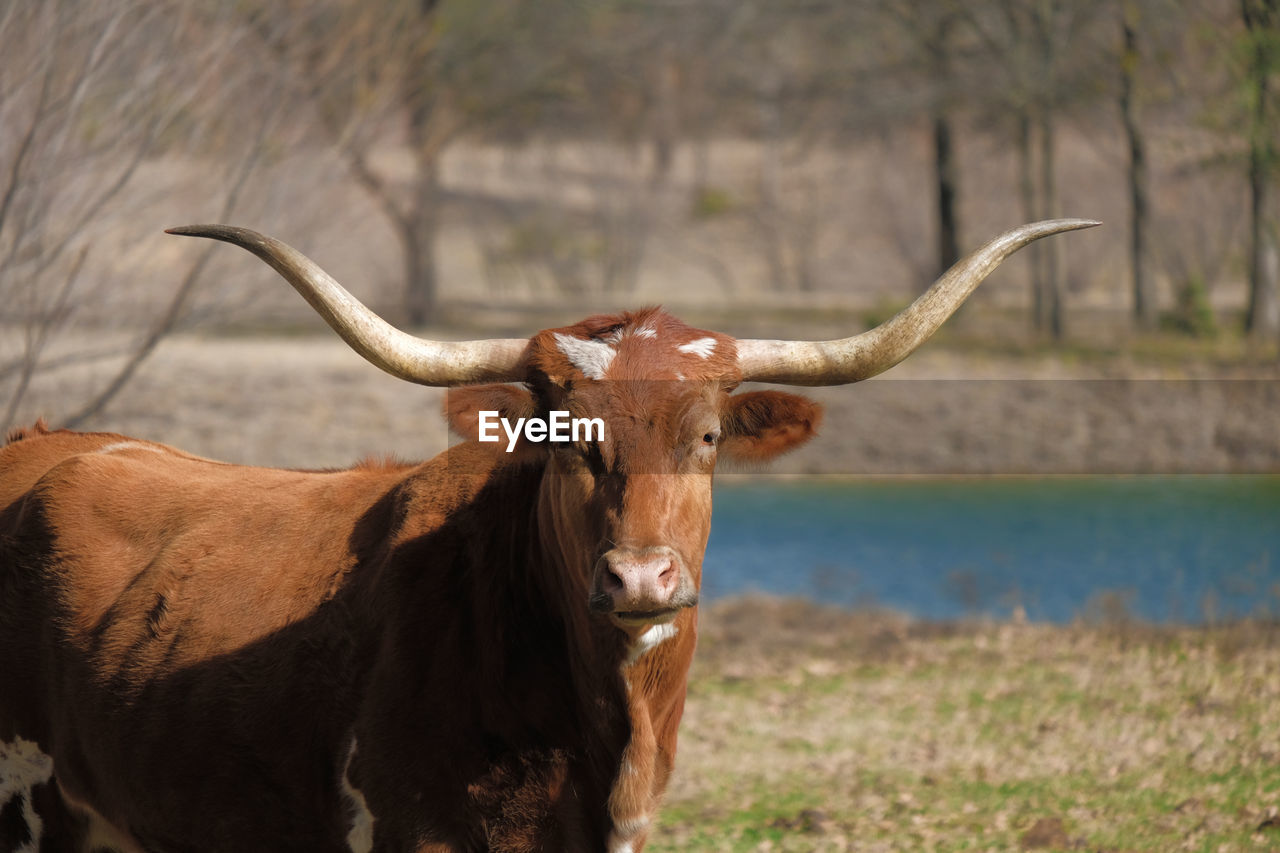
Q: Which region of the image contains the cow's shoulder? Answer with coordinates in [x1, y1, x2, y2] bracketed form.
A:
[379, 442, 536, 543]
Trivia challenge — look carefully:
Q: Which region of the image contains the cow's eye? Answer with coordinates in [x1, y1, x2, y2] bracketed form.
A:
[702, 430, 719, 447]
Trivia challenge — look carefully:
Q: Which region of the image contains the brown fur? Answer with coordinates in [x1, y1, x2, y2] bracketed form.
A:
[5, 418, 50, 445]
[0, 309, 819, 852]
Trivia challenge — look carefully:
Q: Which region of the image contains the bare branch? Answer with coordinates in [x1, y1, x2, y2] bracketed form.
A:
[63, 92, 283, 429]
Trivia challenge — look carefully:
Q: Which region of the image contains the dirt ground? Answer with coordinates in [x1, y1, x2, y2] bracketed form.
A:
[9, 332, 1278, 475]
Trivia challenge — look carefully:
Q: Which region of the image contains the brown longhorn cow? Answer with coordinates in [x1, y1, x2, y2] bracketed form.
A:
[0, 219, 1095, 852]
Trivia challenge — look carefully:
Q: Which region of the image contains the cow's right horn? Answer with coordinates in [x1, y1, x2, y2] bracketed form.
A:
[735, 219, 1100, 386]
[166, 226, 527, 386]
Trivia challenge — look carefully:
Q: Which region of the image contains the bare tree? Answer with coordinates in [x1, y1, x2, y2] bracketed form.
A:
[254, 0, 587, 326]
[1241, 0, 1280, 338]
[965, 0, 1111, 337]
[874, 0, 969, 280]
[0, 1, 297, 427]
[63, 99, 285, 428]
[1111, 0, 1213, 332]
[1119, 0, 1155, 329]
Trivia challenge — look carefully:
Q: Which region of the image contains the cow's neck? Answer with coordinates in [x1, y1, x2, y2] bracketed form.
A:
[373, 445, 691, 846]
[434, 450, 632, 725]
[392, 447, 653, 840]
[531, 458, 696, 851]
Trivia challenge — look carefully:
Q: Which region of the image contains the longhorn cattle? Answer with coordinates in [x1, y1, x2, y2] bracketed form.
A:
[0, 219, 1096, 852]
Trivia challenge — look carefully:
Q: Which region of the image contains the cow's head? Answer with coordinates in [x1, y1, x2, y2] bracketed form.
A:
[444, 308, 820, 627]
[164, 219, 1098, 628]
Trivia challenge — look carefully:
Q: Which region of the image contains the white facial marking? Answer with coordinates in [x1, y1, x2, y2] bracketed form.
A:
[626, 623, 678, 666]
[608, 842, 635, 853]
[677, 337, 717, 359]
[1, 738, 54, 853]
[341, 740, 376, 853]
[554, 333, 617, 380]
[634, 324, 658, 339]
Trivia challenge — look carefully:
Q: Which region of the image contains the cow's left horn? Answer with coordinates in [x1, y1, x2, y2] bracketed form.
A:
[735, 219, 1100, 386]
[166, 225, 527, 386]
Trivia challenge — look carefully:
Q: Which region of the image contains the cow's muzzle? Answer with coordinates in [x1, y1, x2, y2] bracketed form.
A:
[589, 546, 697, 623]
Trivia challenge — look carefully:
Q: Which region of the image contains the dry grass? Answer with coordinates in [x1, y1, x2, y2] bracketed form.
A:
[652, 597, 1280, 852]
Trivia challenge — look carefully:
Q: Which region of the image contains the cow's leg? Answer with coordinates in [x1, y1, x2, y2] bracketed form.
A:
[1, 738, 148, 853]
[0, 737, 55, 853]
[51, 784, 142, 853]
[28, 779, 89, 853]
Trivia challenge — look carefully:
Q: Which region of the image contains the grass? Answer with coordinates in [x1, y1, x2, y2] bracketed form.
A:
[648, 598, 1280, 852]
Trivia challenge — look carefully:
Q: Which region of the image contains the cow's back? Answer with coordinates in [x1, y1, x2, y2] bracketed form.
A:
[0, 425, 413, 850]
[0, 421, 406, 711]
[0, 425, 174, 736]
[0, 422, 182, 508]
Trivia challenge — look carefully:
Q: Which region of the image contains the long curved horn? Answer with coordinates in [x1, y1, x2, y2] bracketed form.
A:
[166, 225, 526, 386]
[735, 219, 1101, 386]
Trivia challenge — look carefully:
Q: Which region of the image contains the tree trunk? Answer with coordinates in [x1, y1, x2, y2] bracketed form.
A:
[1016, 110, 1045, 332]
[1120, 4, 1155, 330]
[933, 111, 960, 277]
[650, 45, 678, 189]
[1243, 0, 1280, 338]
[928, 15, 960, 280]
[401, 0, 443, 328]
[1037, 107, 1063, 339]
[756, 69, 789, 292]
[402, 157, 442, 328]
[1246, 172, 1280, 337]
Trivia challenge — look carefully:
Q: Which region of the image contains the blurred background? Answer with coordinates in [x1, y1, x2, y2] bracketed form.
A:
[0, 0, 1277, 624]
[4, 5, 1280, 844]
[3, 0, 1278, 411]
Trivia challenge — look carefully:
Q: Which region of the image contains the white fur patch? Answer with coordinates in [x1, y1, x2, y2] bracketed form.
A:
[676, 337, 717, 359]
[608, 813, 650, 853]
[96, 441, 164, 455]
[554, 333, 617, 380]
[615, 814, 651, 837]
[0, 739, 53, 853]
[626, 623, 678, 666]
[607, 323, 657, 344]
[341, 740, 375, 853]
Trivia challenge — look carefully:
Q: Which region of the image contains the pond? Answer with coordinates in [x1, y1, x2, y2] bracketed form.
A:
[704, 476, 1280, 623]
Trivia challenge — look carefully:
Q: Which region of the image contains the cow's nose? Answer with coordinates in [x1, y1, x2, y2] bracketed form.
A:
[593, 547, 683, 618]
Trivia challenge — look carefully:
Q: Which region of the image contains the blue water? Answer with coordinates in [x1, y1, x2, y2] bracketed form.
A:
[703, 477, 1280, 623]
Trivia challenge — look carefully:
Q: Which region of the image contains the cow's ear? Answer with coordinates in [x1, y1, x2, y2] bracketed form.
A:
[445, 385, 537, 441]
[720, 391, 821, 462]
